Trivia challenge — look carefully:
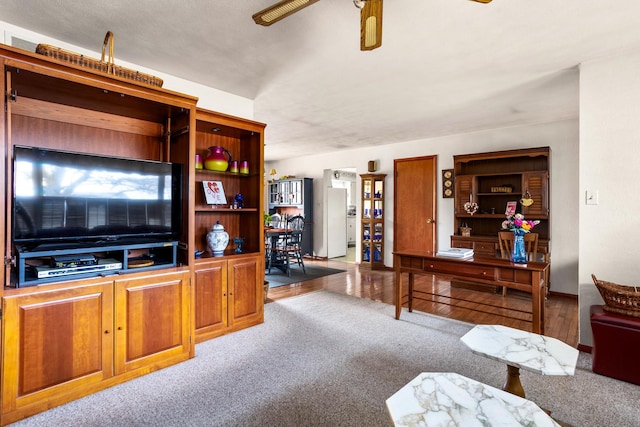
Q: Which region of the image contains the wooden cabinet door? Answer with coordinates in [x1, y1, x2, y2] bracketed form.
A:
[522, 172, 549, 217]
[1, 280, 113, 415]
[394, 156, 437, 253]
[227, 255, 264, 331]
[114, 270, 192, 374]
[454, 176, 474, 216]
[194, 259, 228, 343]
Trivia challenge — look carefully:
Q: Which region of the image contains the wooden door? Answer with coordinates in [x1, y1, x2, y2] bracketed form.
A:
[227, 255, 264, 332]
[394, 156, 437, 253]
[114, 270, 192, 374]
[1, 279, 113, 416]
[194, 259, 228, 343]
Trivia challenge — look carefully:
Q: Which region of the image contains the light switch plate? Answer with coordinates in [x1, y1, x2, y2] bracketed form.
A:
[586, 190, 599, 205]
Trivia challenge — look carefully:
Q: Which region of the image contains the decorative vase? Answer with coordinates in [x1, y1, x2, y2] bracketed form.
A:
[511, 229, 527, 263]
[239, 160, 249, 175]
[207, 221, 229, 256]
[204, 146, 232, 172]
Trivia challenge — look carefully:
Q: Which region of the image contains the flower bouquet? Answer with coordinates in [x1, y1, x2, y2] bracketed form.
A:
[501, 213, 539, 233]
[502, 213, 539, 263]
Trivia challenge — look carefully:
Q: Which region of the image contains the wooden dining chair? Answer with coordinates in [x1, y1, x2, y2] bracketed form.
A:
[498, 231, 543, 296]
[268, 215, 306, 276]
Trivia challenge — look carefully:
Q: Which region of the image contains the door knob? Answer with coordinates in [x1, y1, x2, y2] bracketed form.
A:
[426, 218, 434, 223]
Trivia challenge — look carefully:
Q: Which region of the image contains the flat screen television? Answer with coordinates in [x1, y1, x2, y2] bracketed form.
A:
[12, 146, 183, 249]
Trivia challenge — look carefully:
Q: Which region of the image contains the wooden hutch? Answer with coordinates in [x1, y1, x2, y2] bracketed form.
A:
[450, 147, 550, 259]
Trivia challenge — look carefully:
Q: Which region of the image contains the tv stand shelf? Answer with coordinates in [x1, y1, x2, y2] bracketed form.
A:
[14, 241, 178, 287]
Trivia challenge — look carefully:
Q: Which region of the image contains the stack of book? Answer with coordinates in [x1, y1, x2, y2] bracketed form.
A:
[436, 248, 474, 259]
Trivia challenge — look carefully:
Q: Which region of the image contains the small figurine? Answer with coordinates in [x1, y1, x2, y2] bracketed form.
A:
[234, 193, 244, 209]
[233, 237, 244, 254]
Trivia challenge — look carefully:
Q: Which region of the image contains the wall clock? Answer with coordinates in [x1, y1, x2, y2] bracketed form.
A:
[442, 169, 454, 198]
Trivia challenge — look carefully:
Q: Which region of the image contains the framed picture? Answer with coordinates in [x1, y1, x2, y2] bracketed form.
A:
[442, 169, 454, 198]
[203, 180, 227, 205]
[505, 201, 517, 216]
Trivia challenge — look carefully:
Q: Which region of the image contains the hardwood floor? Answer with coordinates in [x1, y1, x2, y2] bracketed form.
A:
[266, 258, 579, 347]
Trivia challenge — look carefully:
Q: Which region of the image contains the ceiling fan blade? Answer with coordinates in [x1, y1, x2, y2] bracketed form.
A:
[360, 0, 383, 51]
[253, 0, 320, 26]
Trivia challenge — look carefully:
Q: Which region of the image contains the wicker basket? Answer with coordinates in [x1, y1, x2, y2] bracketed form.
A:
[36, 31, 163, 87]
[592, 274, 640, 318]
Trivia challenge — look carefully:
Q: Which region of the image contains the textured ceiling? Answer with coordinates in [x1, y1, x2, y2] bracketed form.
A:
[1, 1, 640, 161]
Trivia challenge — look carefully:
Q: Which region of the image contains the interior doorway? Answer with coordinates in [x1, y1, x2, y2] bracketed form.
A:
[325, 167, 357, 263]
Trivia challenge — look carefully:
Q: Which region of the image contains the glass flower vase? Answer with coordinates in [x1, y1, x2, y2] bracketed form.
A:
[511, 229, 527, 263]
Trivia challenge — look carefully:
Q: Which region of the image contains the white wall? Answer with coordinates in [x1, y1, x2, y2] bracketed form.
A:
[0, 21, 254, 119]
[267, 118, 580, 297]
[579, 50, 640, 346]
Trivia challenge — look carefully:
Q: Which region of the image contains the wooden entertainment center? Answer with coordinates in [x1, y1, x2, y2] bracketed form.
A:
[0, 44, 265, 424]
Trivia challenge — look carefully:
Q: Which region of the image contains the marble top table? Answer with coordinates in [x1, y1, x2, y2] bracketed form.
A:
[460, 325, 579, 398]
[386, 372, 560, 427]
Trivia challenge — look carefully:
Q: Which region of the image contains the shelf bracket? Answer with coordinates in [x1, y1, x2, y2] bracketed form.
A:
[167, 125, 190, 140]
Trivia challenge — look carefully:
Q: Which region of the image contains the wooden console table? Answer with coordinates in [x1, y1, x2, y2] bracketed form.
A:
[393, 251, 549, 334]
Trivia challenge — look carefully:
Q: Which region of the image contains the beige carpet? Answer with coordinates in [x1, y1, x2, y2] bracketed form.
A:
[11, 291, 640, 426]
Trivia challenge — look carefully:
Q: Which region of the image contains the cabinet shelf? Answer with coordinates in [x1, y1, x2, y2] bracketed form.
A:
[195, 169, 256, 178]
[14, 241, 178, 287]
[195, 207, 259, 213]
[455, 213, 548, 219]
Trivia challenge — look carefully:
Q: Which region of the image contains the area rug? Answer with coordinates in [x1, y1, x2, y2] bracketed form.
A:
[265, 264, 345, 288]
[11, 291, 640, 427]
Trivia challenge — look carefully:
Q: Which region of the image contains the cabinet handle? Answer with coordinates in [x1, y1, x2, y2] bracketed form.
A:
[117, 326, 123, 330]
[426, 218, 434, 223]
[104, 330, 110, 334]
[429, 264, 434, 268]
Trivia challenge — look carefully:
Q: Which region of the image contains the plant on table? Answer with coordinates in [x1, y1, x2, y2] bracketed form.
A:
[501, 213, 539, 233]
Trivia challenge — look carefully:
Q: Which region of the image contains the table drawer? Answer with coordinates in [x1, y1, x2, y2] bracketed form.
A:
[423, 260, 495, 280]
[450, 237, 497, 256]
[473, 242, 497, 255]
[451, 240, 473, 249]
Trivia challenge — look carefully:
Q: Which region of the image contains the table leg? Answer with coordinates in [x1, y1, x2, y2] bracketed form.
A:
[395, 266, 402, 320]
[408, 273, 414, 313]
[503, 364, 525, 398]
[531, 270, 544, 334]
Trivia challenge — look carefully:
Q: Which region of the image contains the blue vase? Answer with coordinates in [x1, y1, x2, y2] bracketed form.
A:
[511, 229, 527, 263]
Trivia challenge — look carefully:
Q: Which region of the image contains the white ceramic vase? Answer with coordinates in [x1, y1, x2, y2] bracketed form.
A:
[207, 221, 229, 256]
